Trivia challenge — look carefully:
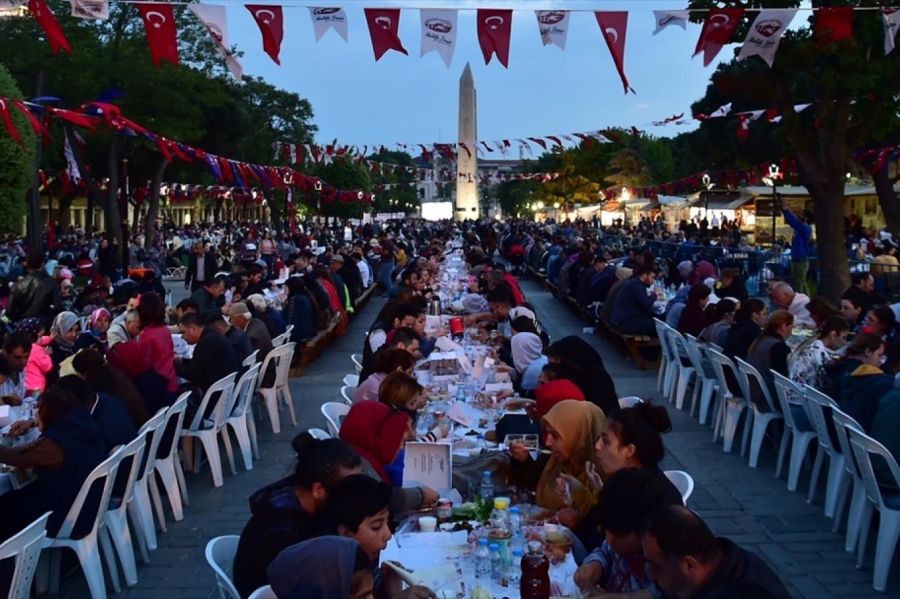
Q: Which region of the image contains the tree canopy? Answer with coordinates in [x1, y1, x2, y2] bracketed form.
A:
[0, 63, 35, 235]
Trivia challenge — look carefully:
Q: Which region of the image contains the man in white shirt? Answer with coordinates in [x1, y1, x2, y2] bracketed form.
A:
[0, 332, 31, 402]
[353, 252, 372, 288]
[771, 282, 815, 329]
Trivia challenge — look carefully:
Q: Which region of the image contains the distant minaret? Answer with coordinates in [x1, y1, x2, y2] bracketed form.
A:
[456, 62, 478, 221]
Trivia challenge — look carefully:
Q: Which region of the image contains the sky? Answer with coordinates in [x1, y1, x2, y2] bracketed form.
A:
[225, 0, 729, 147]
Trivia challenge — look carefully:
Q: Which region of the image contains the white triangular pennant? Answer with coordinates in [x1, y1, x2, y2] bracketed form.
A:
[535, 10, 570, 50]
[188, 4, 243, 80]
[884, 8, 900, 54]
[737, 9, 797, 68]
[652, 10, 689, 35]
[69, 0, 108, 20]
[420, 9, 458, 68]
[308, 7, 349, 42]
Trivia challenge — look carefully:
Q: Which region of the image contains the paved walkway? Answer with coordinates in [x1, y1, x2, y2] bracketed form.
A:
[55, 278, 899, 598]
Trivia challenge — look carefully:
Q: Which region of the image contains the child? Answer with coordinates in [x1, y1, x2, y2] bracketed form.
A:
[15, 318, 54, 393]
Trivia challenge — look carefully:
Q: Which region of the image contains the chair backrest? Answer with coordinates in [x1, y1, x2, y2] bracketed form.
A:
[682, 335, 709, 376]
[0, 511, 50, 599]
[617, 396, 643, 409]
[771, 370, 803, 430]
[157, 393, 191, 462]
[242, 350, 259, 367]
[847, 425, 900, 509]
[308, 428, 331, 440]
[734, 357, 780, 414]
[258, 343, 296, 390]
[230, 363, 262, 421]
[342, 374, 359, 388]
[664, 470, 695, 503]
[351, 353, 364, 373]
[248, 585, 277, 599]
[831, 407, 865, 481]
[135, 407, 168, 484]
[667, 327, 692, 360]
[187, 373, 237, 431]
[205, 535, 241, 599]
[114, 430, 149, 509]
[54, 447, 123, 541]
[705, 348, 743, 401]
[272, 333, 288, 347]
[802, 384, 838, 454]
[655, 320, 678, 363]
[340, 386, 354, 406]
[321, 402, 350, 437]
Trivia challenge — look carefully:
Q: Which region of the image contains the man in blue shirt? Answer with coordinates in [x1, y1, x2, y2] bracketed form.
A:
[610, 265, 663, 337]
[779, 195, 813, 295]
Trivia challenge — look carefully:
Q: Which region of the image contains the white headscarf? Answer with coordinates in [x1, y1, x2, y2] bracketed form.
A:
[511, 332, 544, 374]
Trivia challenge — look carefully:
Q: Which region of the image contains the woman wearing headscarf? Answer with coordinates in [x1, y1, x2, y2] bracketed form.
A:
[267, 537, 374, 599]
[544, 336, 618, 415]
[511, 332, 546, 393]
[689, 260, 718, 286]
[49, 311, 81, 368]
[75, 307, 111, 354]
[338, 401, 436, 514]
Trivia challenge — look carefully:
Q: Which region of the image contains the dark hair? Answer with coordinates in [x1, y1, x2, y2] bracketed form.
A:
[407, 295, 428, 314]
[51, 374, 94, 405]
[400, 268, 417, 285]
[540, 362, 576, 382]
[0, 357, 12, 378]
[71, 349, 106, 381]
[486, 287, 514, 306]
[323, 474, 393, 534]
[511, 316, 538, 336]
[285, 277, 308, 297]
[598, 468, 682, 536]
[374, 348, 417, 375]
[806, 297, 838, 322]
[36, 389, 83, 430]
[818, 315, 849, 339]
[176, 299, 199, 313]
[733, 298, 766, 323]
[25, 248, 44, 271]
[715, 299, 737, 321]
[841, 295, 863, 311]
[640, 505, 720, 565]
[179, 312, 202, 328]
[634, 265, 656, 278]
[687, 284, 711, 305]
[137, 292, 166, 326]
[204, 313, 227, 327]
[3, 331, 33, 354]
[845, 332, 884, 358]
[390, 327, 420, 347]
[290, 432, 361, 491]
[392, 303, 419, 325]
[852, 271, 873, 286]
[210, 274, 229, 288]
[868, 305, 896, 333]
[607, 401, 672, 469]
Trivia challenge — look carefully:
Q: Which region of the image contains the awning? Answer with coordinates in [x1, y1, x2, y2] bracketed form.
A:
[688, 194, 754, 211]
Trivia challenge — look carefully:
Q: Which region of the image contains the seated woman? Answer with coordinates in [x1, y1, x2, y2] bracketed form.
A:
[267, 536, 375, 599]
[49, 311, 81, 369]
[232, 433, 362, 599]
[339, 401, 438, 514]
[353, 348, 416, 404]
[840, 333, 895, 432]
[106, 341, 176, 417]
[676, 284, 712, 338]
[788, 315, 848, 430]
[283, 277, 318, 343]
[378, 372, 448, 443]
[545, 336, 618, 416]
[72, 349, 151, 428]
[698, 299, 737, 347]
[511, 331, 546, 394]
[746, 310, 794, 408]
[75, 307, 111, 354]
[137, 292, 179, 394]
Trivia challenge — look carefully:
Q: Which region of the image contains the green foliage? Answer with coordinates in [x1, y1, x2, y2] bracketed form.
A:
[368, 150, 419, 213]
[495, 179, 539, 216]
[0, 64, 34, 234]
[307, 158, 371, 218]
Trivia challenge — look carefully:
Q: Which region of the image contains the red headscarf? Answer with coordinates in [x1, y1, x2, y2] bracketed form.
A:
[107, 341, 151, 379]
[535, 379, 585, 419]
[339, 401, 410, 484]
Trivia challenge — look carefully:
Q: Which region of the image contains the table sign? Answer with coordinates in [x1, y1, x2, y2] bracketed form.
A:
[446, 402, 476, 428]
[425, 315, 442, 334]
[403, 442, 452, 493]
[435, 337, 463, 353]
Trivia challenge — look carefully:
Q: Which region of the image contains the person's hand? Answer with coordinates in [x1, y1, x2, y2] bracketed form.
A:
[464, 314, 478, 326]
[508, 440, 531, 463]
[495, 389, 514, 402]
[433, 327, 449, 338]
[421, 486, 439, 506]
[574, 562, 604, 591]
[9, 419, 34, 437]
[433, 424, 450, 439]
[1, 395, 22, 407]
[396, 585, 437, 599]
[585, 461, 603, 493]
[496, 364, 513, 374]
[557, 473, 582, 503]
[556, 507, 583, 530]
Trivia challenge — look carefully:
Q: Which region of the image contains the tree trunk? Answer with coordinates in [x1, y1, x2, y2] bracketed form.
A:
[57, 191, 75, 231]
[25, 70, 44, 250]
[144, 156, 169, 249]
[267, 190, 283, 232]
[800, 163, 850, 304]
[104, 139, 125, 256]
[872, 164, 900, 236]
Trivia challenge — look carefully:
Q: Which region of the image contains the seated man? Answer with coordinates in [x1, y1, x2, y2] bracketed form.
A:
[610, 266, 662, 337]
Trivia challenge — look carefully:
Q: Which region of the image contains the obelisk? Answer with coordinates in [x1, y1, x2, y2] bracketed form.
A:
[456, 62, 479, 220]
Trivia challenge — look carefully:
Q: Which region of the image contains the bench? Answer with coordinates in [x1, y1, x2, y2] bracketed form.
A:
[600, 321, 661, 371]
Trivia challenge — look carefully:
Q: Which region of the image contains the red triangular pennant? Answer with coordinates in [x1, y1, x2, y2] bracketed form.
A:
[246, 5, 284, 65]
[816, 7, 853, 43]
[595, 12, 634, 94]
[137, 4, 179, 67]
[477, 9, 513, 68]
[364, 8, 408, 61]
[28, 0, 71, 55]
[693, 8, 744, 67]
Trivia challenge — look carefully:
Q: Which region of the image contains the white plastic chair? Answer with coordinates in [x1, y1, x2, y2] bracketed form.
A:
[654, 320, 679, 401]
[272, 332, 289, 347]
[705, 348, 750, 454]
[770, 371, 817, 492]
[617, 396, 643, 409]
[128, 407, 167, 562]
[283, 324, 294, 340]
[150, 393, 191, 528]
[847, 426, 900, 592]
[205, 535, 241, 599]
[804, 384, 845, 518]
[653, 318, 669, 394]
[242, 350, 259, 367]
[343, 374, 359, 388]
[181, 373, 236, 487]
[321, 402, 350, 437]
[308, 427, 332, 440]
[664, 470, 695, 503]
[226, 363, 262, 471]
[257, 343, 297, 434]
[0, 511, 50, 599]
[104, 431, 148, 590]
[38, 448, 123, 599]
[831, 408, 868, 552]
[734, 358, 784, 469]
[351, 353, 364, 374]
[666, 327, 696, 410]
[340, 386, 355, 406]
[249, 585, 277, 599]
[683, 335, 718, 425]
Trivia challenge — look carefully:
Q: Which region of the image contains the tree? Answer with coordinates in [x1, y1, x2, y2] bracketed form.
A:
[307, 158, 371, 219]
[368, 150, 419, 213]
[684, 0, 900, 302]
[495, 179, 539, 216]
[0, 64, 35, 236]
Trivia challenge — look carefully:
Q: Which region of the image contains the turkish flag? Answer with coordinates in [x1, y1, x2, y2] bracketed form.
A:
[246, 4, 283, 65]
[594, 12, 633, 94]
[693, 8, 744, 67]
[816, 7, 853, 43]
[477, 9, 513, 67]
[363, 8, 407, 61]
[137, 3, 179, 67]
[28, 0, 71, 55]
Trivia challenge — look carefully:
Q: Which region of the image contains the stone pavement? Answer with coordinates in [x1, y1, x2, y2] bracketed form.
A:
[53, 278, 900, 598]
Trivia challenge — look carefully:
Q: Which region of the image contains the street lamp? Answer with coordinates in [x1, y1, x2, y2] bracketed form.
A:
[701, 173, 714, 218]
[762, 163, 780, 247]
[314, 180, 322, 216]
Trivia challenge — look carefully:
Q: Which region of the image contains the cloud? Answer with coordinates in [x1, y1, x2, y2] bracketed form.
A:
[633, 103, 651, 111]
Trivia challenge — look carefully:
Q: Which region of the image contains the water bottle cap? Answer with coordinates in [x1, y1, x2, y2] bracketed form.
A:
[483, 470, 491, 476]
[489, 543, 500, 550]
[510, 507, 520, 514]
[479, 538, 488, 545]
[512, 549, 523, 556]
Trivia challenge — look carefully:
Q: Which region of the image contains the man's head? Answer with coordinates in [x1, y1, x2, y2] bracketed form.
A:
[841, 297, 863, 325]
[634, 265, 657, 287]
[389, 327, 420, 356]
[592, 256, 608, 271]
[641, 505, 722, 599]
[228, 302, 252, 329]
[205, 314, 231, 337]
[176, 299, 199, 318]
[206, 275, 228, 298]
[123, 309, 143, 338]
[391, 304, 419, 330]
[771, 282, 795, 309]
[852, 271, 875, 294]
[400, 268, 419, 290]
[24, 248, 44, 272]
[324, 474, 394, 562]
[487, 287, 514, 320]
[331, 254, 345, 272]
[248, 265, 264, 285]
[179, 312, 205, 344]
[2, 332, 32, 373]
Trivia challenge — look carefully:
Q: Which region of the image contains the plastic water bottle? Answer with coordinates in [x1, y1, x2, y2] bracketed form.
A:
[508, 549, 523, 586]
[480, 470, 494, 501]
[476, 435, 486, 450]
[509, 506, 524, 552]
[489, 543, 503, 581]
[456, 384, 465, 403]
[475, 538, 491, 579]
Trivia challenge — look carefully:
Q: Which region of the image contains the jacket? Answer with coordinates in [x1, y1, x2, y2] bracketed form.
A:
[610, 279, 656, 326]
[839, 363, 894, 432]
[7, 270, 63, 322]
[175, 327, 241, 395]
[231, 477, 321, 599]
[185, 252, 217, 288]
[244, 318, 275, 386]
[746, 333, 789, 411]
[689, 538, 791, 599]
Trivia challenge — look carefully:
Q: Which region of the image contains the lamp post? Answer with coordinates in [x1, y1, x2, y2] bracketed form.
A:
[314, 180, 322, 217]
[762, 163, 780, 247]
[701, 173, 714, 219]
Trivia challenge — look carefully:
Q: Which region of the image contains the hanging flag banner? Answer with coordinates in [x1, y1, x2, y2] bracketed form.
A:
[693, 8, 744, 67]
[595, 11, 633, 94]
[69, 0, 108, 20]
[64, 135, 82, 183]
[883, 8, 900, 54]
[535, 10, 570, 50]
[737, 9, 797, 67]
[188, 4, 243, 80]
[420, 8, 458, 68]
[477, 9, 513, 68]
[246, 4, 284, 65]
[28, 0, 71, 54]
[138, 3, 179, 67]
[364, 8, 408, 61]
[652, 10, 689, 35]
[816, 6, 853, 43]
[308, 7, 348, 42]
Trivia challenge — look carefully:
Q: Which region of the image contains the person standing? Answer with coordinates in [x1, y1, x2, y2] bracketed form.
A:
[184, 242, 217, 293]
[6, 249, 63, 323]
[779, 196, 813, 295]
